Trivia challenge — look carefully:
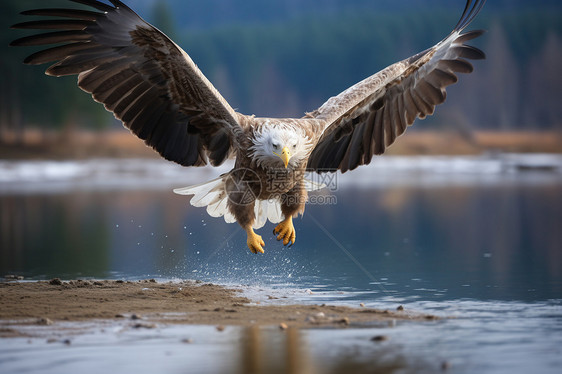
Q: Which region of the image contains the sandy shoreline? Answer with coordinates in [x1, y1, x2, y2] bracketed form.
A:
[0, 279, 433, 337]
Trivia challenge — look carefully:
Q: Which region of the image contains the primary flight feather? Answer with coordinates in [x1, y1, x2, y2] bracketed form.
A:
[12, 0, 487, 254]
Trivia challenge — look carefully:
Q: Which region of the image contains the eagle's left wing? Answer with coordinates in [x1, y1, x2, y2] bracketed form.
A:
[306, 0, 486, 173]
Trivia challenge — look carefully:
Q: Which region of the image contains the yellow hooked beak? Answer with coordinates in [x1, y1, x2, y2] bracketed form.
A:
[274, 146, 291, 168]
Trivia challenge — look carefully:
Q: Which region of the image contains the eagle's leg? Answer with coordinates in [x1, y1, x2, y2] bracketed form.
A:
[274, 182, 307, 247]
[226, 177, 265, 253]
[245, 226, 265, 254]
[232, 203, 265, 254]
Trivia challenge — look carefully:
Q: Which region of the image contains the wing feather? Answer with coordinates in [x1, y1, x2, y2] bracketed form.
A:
[20, 9, 102, 21]
[11, 0, 245, 167]
[307, 0, 487, 172]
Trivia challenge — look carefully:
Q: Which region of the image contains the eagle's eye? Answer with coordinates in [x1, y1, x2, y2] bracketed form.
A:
[292, 144, 297, 149]
[272, 142, 280, 150]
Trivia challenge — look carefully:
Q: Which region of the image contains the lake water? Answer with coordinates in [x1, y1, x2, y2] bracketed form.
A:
[1, 154, 561, 373]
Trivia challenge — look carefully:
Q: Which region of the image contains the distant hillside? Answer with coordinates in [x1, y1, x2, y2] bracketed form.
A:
[126, 0, 562, 29]
[1, 0, 561, 137]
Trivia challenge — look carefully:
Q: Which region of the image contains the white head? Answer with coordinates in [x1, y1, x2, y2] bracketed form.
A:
[249, 123, 313, 169]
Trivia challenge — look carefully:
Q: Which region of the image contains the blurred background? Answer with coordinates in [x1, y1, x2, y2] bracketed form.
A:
[1, 0, 561, 291]
[1, 0, 561, 157]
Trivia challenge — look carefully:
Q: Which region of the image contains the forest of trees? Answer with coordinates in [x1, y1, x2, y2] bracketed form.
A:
[1, 0, 561, 141]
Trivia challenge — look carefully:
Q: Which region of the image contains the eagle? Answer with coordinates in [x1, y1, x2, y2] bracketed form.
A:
[12, 0, 486, 254]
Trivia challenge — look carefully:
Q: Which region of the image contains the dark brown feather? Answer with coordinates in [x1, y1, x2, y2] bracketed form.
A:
[440, 59, 474, 74]
[46, 51, 121, 76]
[10, 30, 89, 46]
[20, 9, 102, 21]
[416, 80, 445, 106]
[23, 42, 103, 65]
[450, 45, 486, 60]
[425, 68, 458, 88]
[456, 30, 486, 43]
[373, 108, 385, 155]
[11, 20, 92, 30]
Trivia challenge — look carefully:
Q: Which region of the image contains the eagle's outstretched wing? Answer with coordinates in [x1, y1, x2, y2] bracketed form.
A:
[11, 0, 244, 167]
[306, 0, 487, 173]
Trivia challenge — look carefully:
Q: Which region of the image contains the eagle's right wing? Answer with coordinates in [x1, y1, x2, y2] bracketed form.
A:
[12, 0, 245, 167]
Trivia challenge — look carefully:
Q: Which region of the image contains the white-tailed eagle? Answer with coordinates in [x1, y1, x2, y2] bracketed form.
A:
[12, 0, 486, 253]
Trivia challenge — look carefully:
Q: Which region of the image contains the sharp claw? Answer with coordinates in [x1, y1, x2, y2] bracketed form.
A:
[246, 228, 265, 254]
[273, 218, 296, 248]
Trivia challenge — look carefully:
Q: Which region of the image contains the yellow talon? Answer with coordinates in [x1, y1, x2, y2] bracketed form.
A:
[273, 216, 296, 246]
[246, 227, 265, 254]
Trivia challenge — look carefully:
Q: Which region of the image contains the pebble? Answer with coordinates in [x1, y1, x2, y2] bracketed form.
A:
[49, 278, 63, 286]
[279, 323, 288, 330]
[370, 335, 389, 342]
[131, 314, 142, 320]
[304, 316, 316, 323]
[338, 317, 350, 326]
[133, 323, 156, 329]
[360, 303, 365, 307]
[397, 305, 405, 311]
[4, 275, 24, 280]
[182, 338, 193, 344]
[216, 325, 225, 332]
[37, 318, 53, 326]
[441, 361, 451, 371]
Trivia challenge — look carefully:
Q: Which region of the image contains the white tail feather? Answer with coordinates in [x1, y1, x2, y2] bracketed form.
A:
[173, 178, 285, 229]
[254, 198, 284, 229]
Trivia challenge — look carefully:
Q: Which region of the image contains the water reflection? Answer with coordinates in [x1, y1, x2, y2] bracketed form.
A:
[1, 158, 561, 302]
[238, 327, 312, 374]
[236, 326, 421, 374]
